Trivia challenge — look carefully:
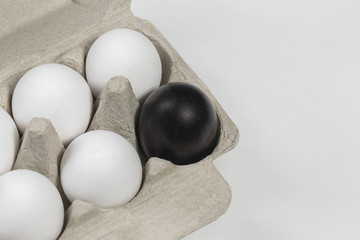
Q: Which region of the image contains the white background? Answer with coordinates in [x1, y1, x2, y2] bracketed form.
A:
[132, 1, 360, 239]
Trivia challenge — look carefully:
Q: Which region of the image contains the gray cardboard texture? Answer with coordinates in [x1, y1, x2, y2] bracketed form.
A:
[13, 118, 71, 209]
[0, 0, 239, 239]
[89, 76, 139, 149]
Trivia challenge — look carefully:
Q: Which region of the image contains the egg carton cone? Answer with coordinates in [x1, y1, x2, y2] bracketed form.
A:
[0, 0, 239, 239]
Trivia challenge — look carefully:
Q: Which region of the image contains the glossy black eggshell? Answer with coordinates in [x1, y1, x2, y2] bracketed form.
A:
[137, 82, 220, 165]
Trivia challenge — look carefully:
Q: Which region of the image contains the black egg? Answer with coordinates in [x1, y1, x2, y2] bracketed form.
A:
[137, 82, 220, 165]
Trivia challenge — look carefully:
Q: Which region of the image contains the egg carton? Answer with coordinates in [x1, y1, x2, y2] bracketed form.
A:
[0, 0, 239, 239]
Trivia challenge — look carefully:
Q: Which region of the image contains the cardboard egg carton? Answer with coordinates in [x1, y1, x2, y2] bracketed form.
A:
[0, 0, 239, 239]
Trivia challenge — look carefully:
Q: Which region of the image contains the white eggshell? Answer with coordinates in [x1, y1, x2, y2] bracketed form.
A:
[0, 170, 64, 240]
[86, 28, 162, 98]
[12, 63, 93, 145]
[0, 107, 19, 175]
[60, 130, 143, 208]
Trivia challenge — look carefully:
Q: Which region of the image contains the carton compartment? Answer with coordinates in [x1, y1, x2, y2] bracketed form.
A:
[0, 0, 239, 239]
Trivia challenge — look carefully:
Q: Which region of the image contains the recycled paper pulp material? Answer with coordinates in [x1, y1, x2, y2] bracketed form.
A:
[0, 0, 239, 239]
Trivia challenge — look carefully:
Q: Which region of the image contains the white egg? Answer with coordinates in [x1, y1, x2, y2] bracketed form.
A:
[0, 170, 64, 240]
[0, 107, 19, 175]
[86, 28, 162, 99]
[60, 130, 142, 208]
[12, 63, 93, 145]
